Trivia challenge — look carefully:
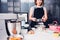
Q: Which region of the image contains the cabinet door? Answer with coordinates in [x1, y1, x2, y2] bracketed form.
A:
[1, 0, 8, 13]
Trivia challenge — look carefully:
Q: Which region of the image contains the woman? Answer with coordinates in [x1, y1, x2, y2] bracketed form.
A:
[29, 0, 48, 30]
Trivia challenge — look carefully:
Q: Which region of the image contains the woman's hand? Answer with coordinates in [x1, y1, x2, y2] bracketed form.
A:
[31, 18, 37, 21]
[42, 16, 47, 22]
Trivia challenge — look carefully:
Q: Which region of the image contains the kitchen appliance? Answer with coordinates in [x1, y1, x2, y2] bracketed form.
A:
[7, 20, 21, 36]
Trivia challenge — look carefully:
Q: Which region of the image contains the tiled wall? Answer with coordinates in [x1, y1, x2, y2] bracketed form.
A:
[0, 0, 21, 13]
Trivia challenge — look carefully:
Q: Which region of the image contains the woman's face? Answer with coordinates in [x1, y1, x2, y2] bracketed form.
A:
[36, 0, 43, 6]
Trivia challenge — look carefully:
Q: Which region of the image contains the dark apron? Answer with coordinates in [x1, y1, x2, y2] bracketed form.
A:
[28, 7, 44, 31]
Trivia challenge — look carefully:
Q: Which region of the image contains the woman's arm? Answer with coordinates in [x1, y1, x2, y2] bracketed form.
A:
[29, 7, 36, 21]
[42, 7, 48, 22]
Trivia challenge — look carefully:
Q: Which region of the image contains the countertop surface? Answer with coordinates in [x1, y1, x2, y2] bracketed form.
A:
[23, 28, 60, 40]
[0, 13, 17, 19]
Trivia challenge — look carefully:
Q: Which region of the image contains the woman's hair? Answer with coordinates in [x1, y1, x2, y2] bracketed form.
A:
[34, 0, 44, 6]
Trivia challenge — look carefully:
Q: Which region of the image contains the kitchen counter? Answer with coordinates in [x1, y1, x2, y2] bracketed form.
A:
[23, 29, 60, 40]
[0, 13, 17, 19]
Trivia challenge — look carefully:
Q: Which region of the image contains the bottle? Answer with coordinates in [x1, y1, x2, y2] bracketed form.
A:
[21, 20, 25, 29]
